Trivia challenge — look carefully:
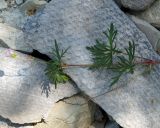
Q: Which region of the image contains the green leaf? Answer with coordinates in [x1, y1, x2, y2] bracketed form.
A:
[87, 23, 121, 69]
[110, 41, 136, 86]
[110, 73, 122, 86]
[45, 40, 70, 89]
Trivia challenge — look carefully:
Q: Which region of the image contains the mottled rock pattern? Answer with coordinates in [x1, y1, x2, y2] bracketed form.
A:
[0, 48, 78, 124]
[0, 23, 32, 52]
[136, 0, 160, 27]
[24, 0, 160, 128]
[0, 0, 46, 29]
[34, 96, 95, 128]
[118, 0, 155, 10]
[0, 8, 27, 28]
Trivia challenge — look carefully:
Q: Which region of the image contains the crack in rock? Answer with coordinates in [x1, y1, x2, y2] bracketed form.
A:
[0, 115, 46, 127]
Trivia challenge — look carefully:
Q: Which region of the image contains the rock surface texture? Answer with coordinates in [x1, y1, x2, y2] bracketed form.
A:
[136, 0, 160, 27]
[23, 0, 160, 128]
[0, 48, 78, 124]
[34, 96, 95, 128]
[130, 15, 160, 53]
[0, 8, 28, 28]
[118, 0, 155, 10]
[0, 23, 32, 52]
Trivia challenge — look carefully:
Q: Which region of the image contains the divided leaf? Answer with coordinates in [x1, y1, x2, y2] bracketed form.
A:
[46, 23, 137, 89]
[87, 23, 136, 86]
[45, 40, 70, 88]
[87, 23, 121, 69]
[111, 41, 135, 86]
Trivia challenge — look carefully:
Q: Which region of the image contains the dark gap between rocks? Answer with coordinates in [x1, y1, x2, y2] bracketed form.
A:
[45, 0, 52, 3]
[15, 49, 51, 61]
[29, 49, 51, 61]
[99, 106, 123, 128]
[0, 39, 9, 48]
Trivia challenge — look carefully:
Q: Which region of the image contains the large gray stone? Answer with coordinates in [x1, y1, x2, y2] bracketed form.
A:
[24, 0, 160, 128]
[136, 0, 160, 27]
[0, 48, 78, 124]
[118, 0, 155, 11]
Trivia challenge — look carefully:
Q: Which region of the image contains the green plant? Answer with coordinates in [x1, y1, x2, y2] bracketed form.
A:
[86, 23, 121, 69]
[46, 23, 159, 88]
[110, 41, 135, 86]
[45, 40, 70, 89]
[87, 24, 136, 86]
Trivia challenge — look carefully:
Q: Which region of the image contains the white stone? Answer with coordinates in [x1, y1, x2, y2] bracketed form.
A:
[0, 47, 78, 123]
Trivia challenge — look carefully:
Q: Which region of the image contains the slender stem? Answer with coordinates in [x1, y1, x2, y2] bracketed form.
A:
[61, 63, 92, 68]
[135, 60, 160, 65]
[61, 59, 160, 69]
[119, 51, 160, 65]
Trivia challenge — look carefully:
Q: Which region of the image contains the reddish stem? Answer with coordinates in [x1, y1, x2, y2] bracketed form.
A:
[61, 58, 160, 68]
[136, 60, 160, 65]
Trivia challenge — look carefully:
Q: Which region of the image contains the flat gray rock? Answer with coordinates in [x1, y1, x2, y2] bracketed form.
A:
[24, 0, 160, 127]
[0, 48, 78, 124]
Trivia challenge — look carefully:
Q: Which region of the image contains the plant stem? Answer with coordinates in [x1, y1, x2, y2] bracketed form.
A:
[135, 60, 160, 65]
[120, 51, 160, 65]
[61, 63, 93, 68]
[61, 58, 160, 69]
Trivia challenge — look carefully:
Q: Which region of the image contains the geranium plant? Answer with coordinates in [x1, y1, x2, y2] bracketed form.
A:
[45, 23, 159, 88]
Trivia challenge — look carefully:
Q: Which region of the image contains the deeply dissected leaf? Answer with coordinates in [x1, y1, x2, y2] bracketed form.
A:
[45, 40, 70, 88]
[87, 23, 136, 86]
[87, 23, 121, 69]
